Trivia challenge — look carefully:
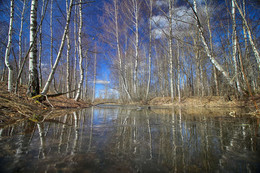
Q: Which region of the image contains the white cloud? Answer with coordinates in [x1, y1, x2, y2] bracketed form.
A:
[95, 80, 110, 84]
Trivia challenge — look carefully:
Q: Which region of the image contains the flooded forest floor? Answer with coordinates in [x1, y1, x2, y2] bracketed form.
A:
[0, 81, 259, 128]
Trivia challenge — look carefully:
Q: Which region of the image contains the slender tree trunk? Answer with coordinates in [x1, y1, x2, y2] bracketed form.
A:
[41, 0, 74, 95]
[168, 0, 174, 102]
[191, 0, 233, 87]
[145, 0, 153, 101]
[28, 0, 40, 97]
[39, 0, 45, 89]
[66, 0, 71, 98]
[133, 0, 139, 96]
[19, 0, 26, 85]
[233, 0, 260, 71]
[91, 45, 97, 103]
[177, 40, 181, 103]
[75, 0, 84, 101]
[231, 0, 241, 94]
[204, 0, 219, 95]
[50, 0, 53, 71]
[74, 4, 78, 97]
[84, 49, 88, 99]
[5, 0, 14, 92]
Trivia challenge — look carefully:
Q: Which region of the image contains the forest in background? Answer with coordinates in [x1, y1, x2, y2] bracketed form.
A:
[0, 0, 259, 104]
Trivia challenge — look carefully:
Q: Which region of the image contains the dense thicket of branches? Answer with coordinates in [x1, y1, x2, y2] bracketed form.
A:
[0, 0, 259, 103]
[101, 0, 260, 102]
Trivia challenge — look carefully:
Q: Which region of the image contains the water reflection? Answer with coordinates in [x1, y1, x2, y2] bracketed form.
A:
[0, 106, 259, 172]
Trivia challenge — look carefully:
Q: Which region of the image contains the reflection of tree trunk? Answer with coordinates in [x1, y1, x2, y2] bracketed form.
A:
[171, 107, 177, 171]
[88, 107, 94, 151]
[145, 110, 152, 159]
[58, 115, 68, 153]
[72, 112, 79, 154]
[37, 123, 45, 159]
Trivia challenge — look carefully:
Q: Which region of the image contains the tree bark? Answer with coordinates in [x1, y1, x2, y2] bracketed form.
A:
[66, 0, 71, 98]
[18, 0, 26, 85]
[231, 0, 241, 94]
[5, 0, 14, 92]
[39, 0, 45, 89]
[75, 0, 84, 101]
[91, 44, 97, 103]
[145, 0, 153, 101]
[168, 0, 174, 102]
[28, 0, 40, 97]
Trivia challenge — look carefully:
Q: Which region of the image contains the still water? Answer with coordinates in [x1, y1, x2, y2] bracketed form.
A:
[0, 106, 259, 172]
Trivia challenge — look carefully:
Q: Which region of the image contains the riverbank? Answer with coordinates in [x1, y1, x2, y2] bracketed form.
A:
[0, 82, 259, 127]
[0, 82, 91, 127]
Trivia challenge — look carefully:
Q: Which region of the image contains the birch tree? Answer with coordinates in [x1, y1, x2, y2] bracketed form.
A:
[18, 0, 26, 85]
[231, 0, 241, 94]
[41, 0, 74, 95]
[4, 0, 14, 92]
[190, 0, 234, 87]
[92, 44, 97, 103]
[145, 0, 153, 100]
[75, 0, 84, 101]
[168, 0, 174, 102]
[66, 0, 71, 98]
[28, 0, 40, 97]
[233, 0, 260, 71]
[38, 0, 45, 88]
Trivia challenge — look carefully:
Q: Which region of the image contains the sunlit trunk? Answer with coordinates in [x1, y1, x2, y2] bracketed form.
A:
[28, 0, 40, 96]
[145, 0, 153, 101]
[192, 0, 233, 87]
[133, 0, 139, 96]
[66, 0, 71, 98]
[233, 0, 260, 71]
[231, 0, 241, 94]
[18, 0, 26, 85]
[38, 0, 45, 89]
[91, 44, 97, 103]
[75, 0, 84, 101]
[5, 0, 14, 92]
[168, 0, 174, 102]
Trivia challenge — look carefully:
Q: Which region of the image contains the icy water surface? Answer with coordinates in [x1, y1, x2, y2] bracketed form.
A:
[0, 106, 259, 172]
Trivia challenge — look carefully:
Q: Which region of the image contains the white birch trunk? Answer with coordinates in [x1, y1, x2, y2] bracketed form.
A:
[91, 46, 97, 103]
[133, 0, 139, 96]
[177, 40, 181, 103]
[41, 0, 74, 95]
[66, 0, 71, 98]
[5, 0, 14, 92]
[168, 0, 174, 102]
[75, 0, 84, 101]
[50, 0, 53, 68]
[192, 0, 233, 86]
[18, 0, 26, 85]
[231, 0, 241, 93]
[145, 0, 153, 100]
[74, 5, 78, 97]
[84, 49, 88, 98]
[234, 0, 260, 71]
[39, 0, 45, 88]
[28, 0, 39, 96]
